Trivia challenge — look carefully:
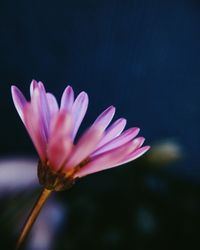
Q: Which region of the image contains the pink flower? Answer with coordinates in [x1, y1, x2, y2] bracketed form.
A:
[11, 80, 150, 189]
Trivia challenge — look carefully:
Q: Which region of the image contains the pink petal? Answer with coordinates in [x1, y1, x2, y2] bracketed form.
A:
[23, 103, 47, 161]
[75, 139, 138, 178]
[11, 85, 28, 123]
[92, 127, 140, 157]
[71, 91, 89, 140]
[92, 106, 115, 131]
[136, 137, 146, 148]
[30, 79, 38, 97]
[46, 93, 59, 118]
[95, 118, 127, 149]
[47, 111, 73, 171]
[64, 126, 104, 171]
[31, 83, 50, 140]
[37, 81, 46, 92]
[31, 88, 48, 144]
[113, 146, 150, 167]
[60, 85, 74, 111]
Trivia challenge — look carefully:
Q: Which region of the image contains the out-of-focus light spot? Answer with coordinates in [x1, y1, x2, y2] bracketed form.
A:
[147, 139, 182, 166]
[0, 157, 38, 195]
[144, 175, 168, 193]
[136, 206, 157, 235]
[28, 199, 66, 250]
[0, 157, 66, 250]
[103, 227, 121, 247]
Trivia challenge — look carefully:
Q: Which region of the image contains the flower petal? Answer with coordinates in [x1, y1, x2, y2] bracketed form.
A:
[113, 146, 150, 167]
[37, 81, 46, 92]
[11, 85, 28, 123]
[60, 85, 74, 111]
[47, 111, 73, 170]
[30, 79, 38, 97]
[64, 126, 104, 171]
[46, 93, 59, 118]
[95, 118, 126, 149]
[92, 127, 140, 157]
[92, 106, 115, 131]
[32, 82, 50, 140]
[75, 139, 139, 178]
[23, 102, 47, 161]
[71, 91, 89, 140]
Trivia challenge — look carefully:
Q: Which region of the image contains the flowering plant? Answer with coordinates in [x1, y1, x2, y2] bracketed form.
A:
[11, 80, 150, 248]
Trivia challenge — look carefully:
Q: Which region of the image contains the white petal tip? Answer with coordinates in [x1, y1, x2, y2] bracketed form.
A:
[134, 136, 145, 146]
[145, 146, 151, 151]
[80, 91, 88, 97]
[11, 85, 17, 92]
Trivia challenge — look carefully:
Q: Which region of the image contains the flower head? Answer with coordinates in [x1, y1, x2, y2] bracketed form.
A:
[11, 80, 150, 190]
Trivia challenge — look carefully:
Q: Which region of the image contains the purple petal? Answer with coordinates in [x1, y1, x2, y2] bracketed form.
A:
[92, 127, 140, 157]
[30, 79, 38, 97]
[74, 140, 136, 177]
[95, 118, 127, 149]
[71, 91, 89, 140]
[113, 146, 150, 167]
[37, 81, 46, 92]
[92, 106, 116, 131]
[136, 137, 146, 147]
[32, 83, 50, 140]
[64, 126, 104, 171]
[11, 85, 28, 123]
[23, 103, 47, 161]
[60, 85, 74, 111]
[47, 111, 73, 170]
[46, 93, 59, 118]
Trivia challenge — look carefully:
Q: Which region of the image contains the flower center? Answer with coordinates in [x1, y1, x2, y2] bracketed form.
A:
[37, 160, 75, 191]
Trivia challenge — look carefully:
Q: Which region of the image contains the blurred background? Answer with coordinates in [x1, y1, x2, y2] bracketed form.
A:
[0, 0, 200, 249]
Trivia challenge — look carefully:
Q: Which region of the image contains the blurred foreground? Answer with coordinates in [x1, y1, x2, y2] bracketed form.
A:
[0, 141, 199, 250]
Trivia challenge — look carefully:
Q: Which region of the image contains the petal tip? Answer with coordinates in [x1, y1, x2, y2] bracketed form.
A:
[145, 145, 151, 151]
[31, 79, 37, 83]
[80, 92, 89, 103]
[135, 136, 145, 145]
[109, 105, 116, 112]
[80, 91, 88, 97]
[132, 127, 140, 134]
[11, 85, 17, 93]
[128, 127, 140, 135]
[141, 145, 151, 153]
[65, 85, 73, 92]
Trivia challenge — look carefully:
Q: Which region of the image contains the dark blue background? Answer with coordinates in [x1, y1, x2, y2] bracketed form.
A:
[1, 0, 200, 180]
